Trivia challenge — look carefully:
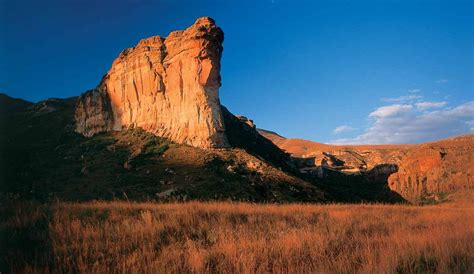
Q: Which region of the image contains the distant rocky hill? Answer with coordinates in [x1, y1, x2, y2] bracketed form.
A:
[258, 129, 474, 202]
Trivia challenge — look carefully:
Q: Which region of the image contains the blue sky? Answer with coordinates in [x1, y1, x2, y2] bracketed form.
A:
[1, 0, 473, 144]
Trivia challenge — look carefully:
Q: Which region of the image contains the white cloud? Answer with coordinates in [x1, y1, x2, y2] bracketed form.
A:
[331, 101, 474, 145]
[408, 89, 420, 93]
[415, 101, 447, 110]
[333, 125, 354, 134]
[369, 104, 412, 118]
[436, 79, 449, 84]
[382, 94, 423, 103]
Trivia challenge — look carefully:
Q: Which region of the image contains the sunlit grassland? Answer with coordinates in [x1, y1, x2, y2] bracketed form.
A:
[1, 201, 473, 273]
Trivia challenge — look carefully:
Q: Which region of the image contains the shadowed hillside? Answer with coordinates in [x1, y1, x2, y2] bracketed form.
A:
[0, 94, 330, 202]
[0, 94, 408, 203]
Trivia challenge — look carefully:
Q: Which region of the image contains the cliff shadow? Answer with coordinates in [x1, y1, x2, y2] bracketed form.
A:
[291, 156, 407, 204]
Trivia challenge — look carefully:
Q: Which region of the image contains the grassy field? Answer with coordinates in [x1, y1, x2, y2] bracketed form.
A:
[1, 200, 473, 273]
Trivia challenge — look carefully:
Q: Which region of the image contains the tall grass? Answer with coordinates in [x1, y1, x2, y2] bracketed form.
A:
[1, 201, 473, 273]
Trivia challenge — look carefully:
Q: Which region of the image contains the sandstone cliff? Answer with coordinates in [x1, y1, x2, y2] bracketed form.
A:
[259, 129, 474, 202]
[258, 130, 411, 174]
[388, 135, 473, 201]
[75, 17, 229, 149]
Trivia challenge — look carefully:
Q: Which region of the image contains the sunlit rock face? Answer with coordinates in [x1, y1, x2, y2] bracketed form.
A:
[259, 129, 474, 202]
[75, 17, 229, 149]
[387, 135, 474, 201]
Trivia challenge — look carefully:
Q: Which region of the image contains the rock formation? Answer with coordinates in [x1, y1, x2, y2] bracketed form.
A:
[259, 130, 411, 175]
[75, 17, 229, 149]
[388, 135, 474, 201]
[259, 129, 474, 202]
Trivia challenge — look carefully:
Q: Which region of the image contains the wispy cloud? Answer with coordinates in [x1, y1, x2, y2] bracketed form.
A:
[333, 125, 354, 134]
[331, 101, 474, 144]
[382, 95, 422, 103]
[436, 79, 449, 84]
[415, 101, 447, 110]
[408, 89, 420, 93]
[369, 104, 412, 118]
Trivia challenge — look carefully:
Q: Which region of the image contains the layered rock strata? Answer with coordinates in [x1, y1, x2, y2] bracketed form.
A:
[259, 129, 474, 201]
[388, 135, 473, 201]
[75, 17, 229, 149]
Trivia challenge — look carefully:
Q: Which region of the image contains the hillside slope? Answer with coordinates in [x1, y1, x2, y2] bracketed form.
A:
[0, 94, 331, 202]
[259, 129, 474, 202]
[0, 94, 408, 203]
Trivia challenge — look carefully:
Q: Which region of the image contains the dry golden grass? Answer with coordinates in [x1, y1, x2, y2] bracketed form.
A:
[1, 201, 473, 273]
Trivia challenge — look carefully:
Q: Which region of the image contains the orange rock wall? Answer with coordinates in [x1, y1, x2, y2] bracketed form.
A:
[260, 129, 474, 201]
[388, 135, 474, 201]
[75, 17, 229, 149]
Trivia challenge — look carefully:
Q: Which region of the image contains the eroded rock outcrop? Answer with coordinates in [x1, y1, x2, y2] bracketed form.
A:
[75, 17, 229, 148]
[259, 129, 474, 202]
[388, 135, 474, 201]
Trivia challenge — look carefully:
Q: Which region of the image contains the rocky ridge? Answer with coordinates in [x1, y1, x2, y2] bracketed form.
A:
[259, 129, 474, 202]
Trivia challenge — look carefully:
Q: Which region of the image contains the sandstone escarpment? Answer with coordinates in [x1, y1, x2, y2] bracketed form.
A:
[387, 135, 474, 201]
[259, 129, 474, 202]
[75, 17, 229, 148]
[258, 129, 410, 175]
